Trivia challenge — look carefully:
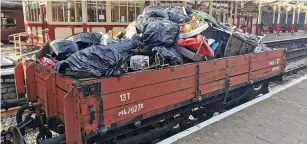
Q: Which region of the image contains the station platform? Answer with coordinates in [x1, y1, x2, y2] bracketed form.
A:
[160, 75, 307, 144]
[262, 32, 307, 43]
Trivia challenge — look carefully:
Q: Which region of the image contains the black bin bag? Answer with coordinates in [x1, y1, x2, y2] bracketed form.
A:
[136, 5, 169, 34]
[143, 5, 164, 14]
[65, 32, 103, 49]
[54, 46, 128, 78]
[54, 35, 141, 78]
[167, 12, 186, 24]
[50, 39, 78, 55]
[143, 19, 180, 49]
[136, 15, 164, 34]
[110, 35, 141, 59]
[152, 46, 183, 65]
[166, 7, 190, 24]
[49, 40, 79, 61]
[143, 5, 168, 19]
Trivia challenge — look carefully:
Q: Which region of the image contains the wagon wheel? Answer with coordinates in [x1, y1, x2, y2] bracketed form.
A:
[223, 85, 253, 109]
[36, 127, 52, 143]
[11, 127, 26, 144]
[252, 82, 269, 99]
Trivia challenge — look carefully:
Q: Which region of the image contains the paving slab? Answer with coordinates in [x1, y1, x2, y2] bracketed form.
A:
[174, 80, 307, 144]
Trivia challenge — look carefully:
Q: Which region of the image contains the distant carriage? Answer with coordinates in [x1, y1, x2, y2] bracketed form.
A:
[1, 1, 25, 44]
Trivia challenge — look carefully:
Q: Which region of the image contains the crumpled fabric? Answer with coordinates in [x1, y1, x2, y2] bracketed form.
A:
[152, 46, 183, 65]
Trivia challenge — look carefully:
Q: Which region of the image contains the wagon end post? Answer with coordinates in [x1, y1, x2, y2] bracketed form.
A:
[63, 87, 83, 144]
[14, 62, 26, 98]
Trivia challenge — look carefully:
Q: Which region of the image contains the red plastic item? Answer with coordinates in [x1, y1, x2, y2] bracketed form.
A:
[39, 57, 55, 69]
[177, 35, 214, 57]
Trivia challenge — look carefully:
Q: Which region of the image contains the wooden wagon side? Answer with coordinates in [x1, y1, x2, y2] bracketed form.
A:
[14, 49, 285, 144]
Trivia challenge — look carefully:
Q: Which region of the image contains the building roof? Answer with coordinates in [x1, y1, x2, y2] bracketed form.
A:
[1, 0, 22, 10]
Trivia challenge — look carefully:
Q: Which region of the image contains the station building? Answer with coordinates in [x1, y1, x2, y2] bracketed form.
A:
[21, 0, 194, 46]
[197, 1, 307, 35]
[15, 0, 307, 47]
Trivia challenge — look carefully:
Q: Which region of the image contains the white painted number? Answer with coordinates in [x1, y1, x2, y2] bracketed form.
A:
[269, 58, 280, 66]
[272, 66, 280, 72]
[120, 93, 130, 102]
[118, 103, 144, 117]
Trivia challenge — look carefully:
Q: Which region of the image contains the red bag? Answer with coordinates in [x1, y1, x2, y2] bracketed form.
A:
[39, 57, 55, 69]
[177, 35, 214, 57]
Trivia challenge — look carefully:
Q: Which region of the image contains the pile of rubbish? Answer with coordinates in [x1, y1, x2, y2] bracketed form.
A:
[33, 6, 271, 78]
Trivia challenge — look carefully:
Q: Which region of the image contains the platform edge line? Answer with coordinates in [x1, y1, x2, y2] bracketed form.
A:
[158, 74, 307, 144]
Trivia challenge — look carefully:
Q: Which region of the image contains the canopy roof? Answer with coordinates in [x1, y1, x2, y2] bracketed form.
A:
[235, 0, 307, 12]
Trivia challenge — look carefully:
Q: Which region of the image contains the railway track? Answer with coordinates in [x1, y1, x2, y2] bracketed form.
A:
[263, 37, 307, 73]
[286, 47, 307, 60]
[1, 106, 19, 117]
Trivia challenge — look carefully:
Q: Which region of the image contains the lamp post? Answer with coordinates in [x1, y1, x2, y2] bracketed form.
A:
[276, 4, 281, 35]
[305, 9, 307, 33]
[256, 0, 262, 35]
[291, 5, 297, 34]
[297, 3, 306, 33]
[272, 4, 276, 32]
[302, 6, 307, 34]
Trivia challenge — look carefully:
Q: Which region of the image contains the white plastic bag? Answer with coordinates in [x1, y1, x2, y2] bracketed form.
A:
[130, 55, 149, 70]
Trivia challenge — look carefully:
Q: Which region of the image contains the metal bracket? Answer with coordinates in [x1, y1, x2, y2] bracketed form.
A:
[223, 75, 231, 103]
[80, 83, 99, 97]
[195, 64, 201, 101]
[223, 61, 231, 103]
[88, 104, 95, 124]
[248, 55, 252, 83]
[80, 82, 107, 134]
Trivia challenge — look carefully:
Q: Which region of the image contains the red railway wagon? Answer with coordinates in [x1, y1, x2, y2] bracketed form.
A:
[14, 49, 285, 144]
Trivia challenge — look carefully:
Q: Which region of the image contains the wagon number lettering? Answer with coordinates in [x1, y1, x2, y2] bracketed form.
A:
[269, 58, 280, 66]
[272, 66, 280, 72]
[120, 93, 130, 102]
[118, 103, 144, 117]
